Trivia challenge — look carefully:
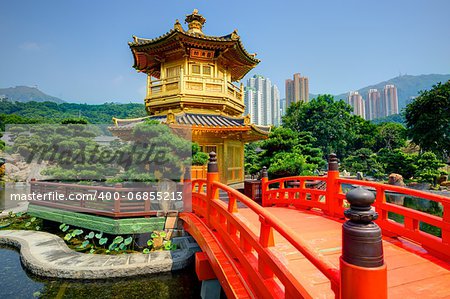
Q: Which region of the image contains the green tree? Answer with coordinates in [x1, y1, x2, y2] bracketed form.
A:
[374, 122, 407, 151]
[341, 148, 385, 178]
[192, 143, 208, 166]
[405, 81, 450, 159]
[377, 148, 417, 179]
[257, 127, 325, 178]
[282, 95, 375, 158]
[414, 151, 445, 184]
[268, 152, 316, 179]
[244, 142, 262, 176]
[61, 118, 89, 124]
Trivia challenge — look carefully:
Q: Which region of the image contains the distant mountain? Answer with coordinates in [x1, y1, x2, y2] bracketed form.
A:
[0, 86, 65, 104]
[332, 74, 450, 110]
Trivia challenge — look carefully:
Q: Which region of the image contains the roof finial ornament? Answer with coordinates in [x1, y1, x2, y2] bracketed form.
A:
[174, 19, 183, 31]
[185, 9, 206, 35]
[231, 29, 239, 40]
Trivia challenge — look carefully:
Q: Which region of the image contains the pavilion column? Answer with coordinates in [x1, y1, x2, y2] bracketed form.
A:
[340, 187, 387, 299]
[179, 68, 185, 94]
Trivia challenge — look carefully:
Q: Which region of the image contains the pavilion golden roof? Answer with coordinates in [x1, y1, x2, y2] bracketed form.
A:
[128, 10, 260, 81]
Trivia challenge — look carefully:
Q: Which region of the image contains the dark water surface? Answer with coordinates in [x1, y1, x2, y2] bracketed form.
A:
[0, 246, 201, 299]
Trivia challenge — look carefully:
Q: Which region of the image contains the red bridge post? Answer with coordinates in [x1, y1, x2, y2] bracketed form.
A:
[183, 165, 192, 213]
[326, 153, 340, 217]
[206, 152, 219, 227]
[261, 166, 268, 207]
[340, 187, 387, 299]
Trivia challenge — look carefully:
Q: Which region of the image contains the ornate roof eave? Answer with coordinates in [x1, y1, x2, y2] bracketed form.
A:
[129, 28, 259, 64]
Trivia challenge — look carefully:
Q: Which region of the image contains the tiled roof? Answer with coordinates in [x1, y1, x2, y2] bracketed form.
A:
[128, 29, 259, 64]
[111, 113, 270, 134]
[176, 114, 244, 127]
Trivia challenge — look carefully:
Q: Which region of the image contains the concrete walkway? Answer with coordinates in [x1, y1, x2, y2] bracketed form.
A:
[0, 230, 200, 279]
[0, 202, 29, 219]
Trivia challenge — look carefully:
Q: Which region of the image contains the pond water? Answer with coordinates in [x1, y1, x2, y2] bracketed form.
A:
[0, 246, 201, 299]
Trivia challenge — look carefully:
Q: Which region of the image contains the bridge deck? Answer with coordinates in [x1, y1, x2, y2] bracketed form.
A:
[236, 206, 450, 299]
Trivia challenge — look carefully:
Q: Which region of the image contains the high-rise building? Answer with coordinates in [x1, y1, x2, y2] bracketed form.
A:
[366, 89, 382, 120]
[271, 85, 281, 126]
[244, 75, 280, 126]
[383, 84, 399, 116]
[347, 91, 365, 119]
[285, 73, 309, 107]
[280, 98, 286, 118]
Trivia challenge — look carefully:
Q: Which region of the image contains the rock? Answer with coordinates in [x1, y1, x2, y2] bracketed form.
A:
[438, 175, 448, 185]
[441, 181, 450, 187]
[388, 173, 405, 187]
[5, 163, 20, 174]
[387, 173, 405, 205]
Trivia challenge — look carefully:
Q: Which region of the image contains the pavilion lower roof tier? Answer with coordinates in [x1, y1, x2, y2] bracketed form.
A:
[129, 29, 260, 81]
[109, 112, 270, 142]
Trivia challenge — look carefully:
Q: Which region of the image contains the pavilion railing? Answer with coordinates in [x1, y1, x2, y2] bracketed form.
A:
[147, 73, 243, 101]
[29, 180, 163, 218]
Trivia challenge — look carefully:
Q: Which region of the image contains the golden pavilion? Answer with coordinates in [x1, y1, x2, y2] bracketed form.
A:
[110, 10, 270, 184]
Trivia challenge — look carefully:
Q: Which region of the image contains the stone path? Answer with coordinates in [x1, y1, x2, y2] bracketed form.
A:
[0, 230, 200, 279]
[0, 202, 28, 218]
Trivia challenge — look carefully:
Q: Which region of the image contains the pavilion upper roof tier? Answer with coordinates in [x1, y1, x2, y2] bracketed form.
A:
[129, 10, 260, 81]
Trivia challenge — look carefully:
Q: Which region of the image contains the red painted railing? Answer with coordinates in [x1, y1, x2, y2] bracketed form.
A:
[262, 175, 450, 261]
[191, 178, 340, 298]
[336, 178, 450, 261]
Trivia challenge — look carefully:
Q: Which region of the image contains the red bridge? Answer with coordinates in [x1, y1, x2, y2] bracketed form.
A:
[181, 153, 450, 299]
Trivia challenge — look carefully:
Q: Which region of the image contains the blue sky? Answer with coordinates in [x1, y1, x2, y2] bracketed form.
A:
[1, 0, 449, 103]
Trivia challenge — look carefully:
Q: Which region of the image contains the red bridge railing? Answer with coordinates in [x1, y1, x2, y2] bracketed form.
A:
[261, 154, 450, 262]
[336, 178, 450, 260]
[190, 153, 340, 298]
[190, 152, 448, 299]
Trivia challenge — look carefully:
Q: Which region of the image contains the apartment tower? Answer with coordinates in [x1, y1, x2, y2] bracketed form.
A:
[285, 73, 309, 107]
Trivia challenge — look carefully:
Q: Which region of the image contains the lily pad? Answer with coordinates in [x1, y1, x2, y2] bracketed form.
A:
[71, 229, 83, 237]
[113, 236, 124, 244]
[81, 240, 90, 248]
[143, 248, 150, 254]
[108, 243, 117, 251]
[95, 232, 103, 239]
[64, 233, 72, 241]
[123, 236, 133, 246]
[85, 232, 95, 239]
[99, 237, 108, 246]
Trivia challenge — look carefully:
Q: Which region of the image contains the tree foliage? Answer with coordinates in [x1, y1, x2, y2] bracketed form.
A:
[377, 148, 417, 179]
[414, 152, 446, 184]
[282, 95, 375, 158]
[340, 148, 385, 178]
[0, 99, 146, 126]
[405, 81, 450, 159]
[247, 127, 325, 179]
[374, 122, 407, 151]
